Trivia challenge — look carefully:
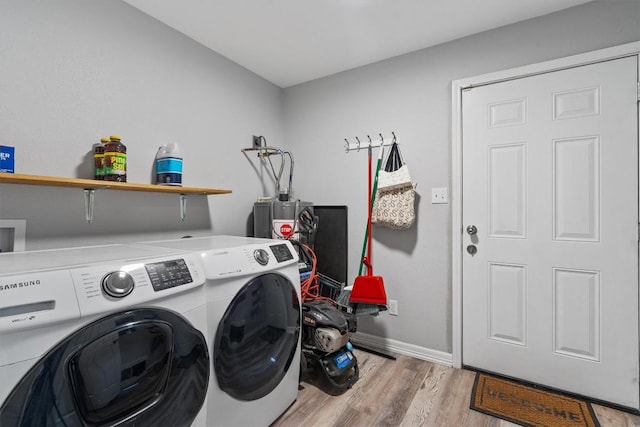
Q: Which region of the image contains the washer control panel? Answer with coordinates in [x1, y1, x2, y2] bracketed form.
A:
[145, 258, 193, 291]
[69, 253, 204, 318]
[0, 253, 205, 334]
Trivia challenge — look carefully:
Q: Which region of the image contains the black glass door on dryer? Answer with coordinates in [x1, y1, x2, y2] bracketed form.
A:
[1, 308, 209, 427]
[214, 273, 300, 401]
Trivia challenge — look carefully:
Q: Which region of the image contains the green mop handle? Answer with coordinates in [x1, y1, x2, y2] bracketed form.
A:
[359, 145, 385, 275]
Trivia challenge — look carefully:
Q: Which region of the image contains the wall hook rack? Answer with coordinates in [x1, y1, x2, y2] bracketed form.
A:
[344, 132, 396, 153]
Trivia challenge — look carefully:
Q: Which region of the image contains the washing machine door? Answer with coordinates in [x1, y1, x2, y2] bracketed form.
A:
[214, 272, 300, 401]
[0, 308, 209, 427]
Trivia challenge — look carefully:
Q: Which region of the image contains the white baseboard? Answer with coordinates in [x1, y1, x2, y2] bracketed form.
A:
[350, 332, 453, 367]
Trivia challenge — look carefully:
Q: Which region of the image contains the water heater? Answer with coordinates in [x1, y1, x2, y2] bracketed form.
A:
[253, 198, 314, 246]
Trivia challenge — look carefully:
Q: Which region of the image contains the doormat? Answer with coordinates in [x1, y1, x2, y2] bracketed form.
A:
[470, 373, 600, 427]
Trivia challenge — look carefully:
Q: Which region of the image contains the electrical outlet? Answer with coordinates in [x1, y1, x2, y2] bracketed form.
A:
[388, 299, 399, 316]
[252, 135, 261, 148]
[431, 187, 449, 204]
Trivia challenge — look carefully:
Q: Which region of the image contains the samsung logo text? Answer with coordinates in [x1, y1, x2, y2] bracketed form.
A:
[0, 280, 41, 291]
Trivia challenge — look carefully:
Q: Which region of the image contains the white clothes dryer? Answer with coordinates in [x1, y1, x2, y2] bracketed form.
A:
[0, 244, 210, 427]
[138, 236, 301, 427]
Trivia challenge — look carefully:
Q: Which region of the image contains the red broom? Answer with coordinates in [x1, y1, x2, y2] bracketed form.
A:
[349, 143, 387, 307]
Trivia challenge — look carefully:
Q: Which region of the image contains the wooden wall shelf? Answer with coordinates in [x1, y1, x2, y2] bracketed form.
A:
[0, 173, 232, 221]
[0, 173, 231, 195]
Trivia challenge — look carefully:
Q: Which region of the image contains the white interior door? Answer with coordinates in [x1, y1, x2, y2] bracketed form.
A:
[462, 56, 639, 409]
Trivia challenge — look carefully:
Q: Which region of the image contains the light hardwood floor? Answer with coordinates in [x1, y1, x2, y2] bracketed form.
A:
[272, 349, 640, 427]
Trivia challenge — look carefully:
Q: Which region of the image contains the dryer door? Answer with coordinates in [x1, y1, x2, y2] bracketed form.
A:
[214, 273, 300, 401]
[0, 308, 209, 427]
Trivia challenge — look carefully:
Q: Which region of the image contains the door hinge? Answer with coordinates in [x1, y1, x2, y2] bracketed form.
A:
[637, 82, 640, 102]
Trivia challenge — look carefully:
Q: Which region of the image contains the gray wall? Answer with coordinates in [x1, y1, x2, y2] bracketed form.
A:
[1, 0, 639, 357]
[0, 0, 283, 249]
[283, 0, 640, 354]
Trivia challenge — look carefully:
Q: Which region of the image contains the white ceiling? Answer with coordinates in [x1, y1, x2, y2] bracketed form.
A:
[122, 0, 593, 88]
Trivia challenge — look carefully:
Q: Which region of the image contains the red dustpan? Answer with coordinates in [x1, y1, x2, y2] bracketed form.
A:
[349, 143, 387, 307]
[349, 256, 387, 305]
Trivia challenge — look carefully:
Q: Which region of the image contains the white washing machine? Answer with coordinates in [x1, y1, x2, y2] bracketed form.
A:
[138, 236, 301, 427]
[0, 244, 210, 427]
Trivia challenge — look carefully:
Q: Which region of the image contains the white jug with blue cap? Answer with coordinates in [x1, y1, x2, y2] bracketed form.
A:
[155, 143, 182, 186]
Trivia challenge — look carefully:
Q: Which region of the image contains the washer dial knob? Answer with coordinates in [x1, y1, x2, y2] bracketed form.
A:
[102, 271, 135, 298]
[254, 249, 270, 266]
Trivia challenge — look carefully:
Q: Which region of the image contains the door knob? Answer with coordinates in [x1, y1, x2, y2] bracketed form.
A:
[466, 225, 477, 235]
[467, 245, 477, 255]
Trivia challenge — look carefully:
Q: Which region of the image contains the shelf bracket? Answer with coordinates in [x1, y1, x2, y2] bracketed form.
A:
[179, 194, 187, 221]
[83, 189, 95, 223]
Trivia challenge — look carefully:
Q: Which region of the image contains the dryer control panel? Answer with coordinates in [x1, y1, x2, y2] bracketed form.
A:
[201, 240, 298, 279]
[270, 243, 294, 263]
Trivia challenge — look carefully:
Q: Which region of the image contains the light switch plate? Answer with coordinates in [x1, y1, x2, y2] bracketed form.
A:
[431, 187, 449, 204]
